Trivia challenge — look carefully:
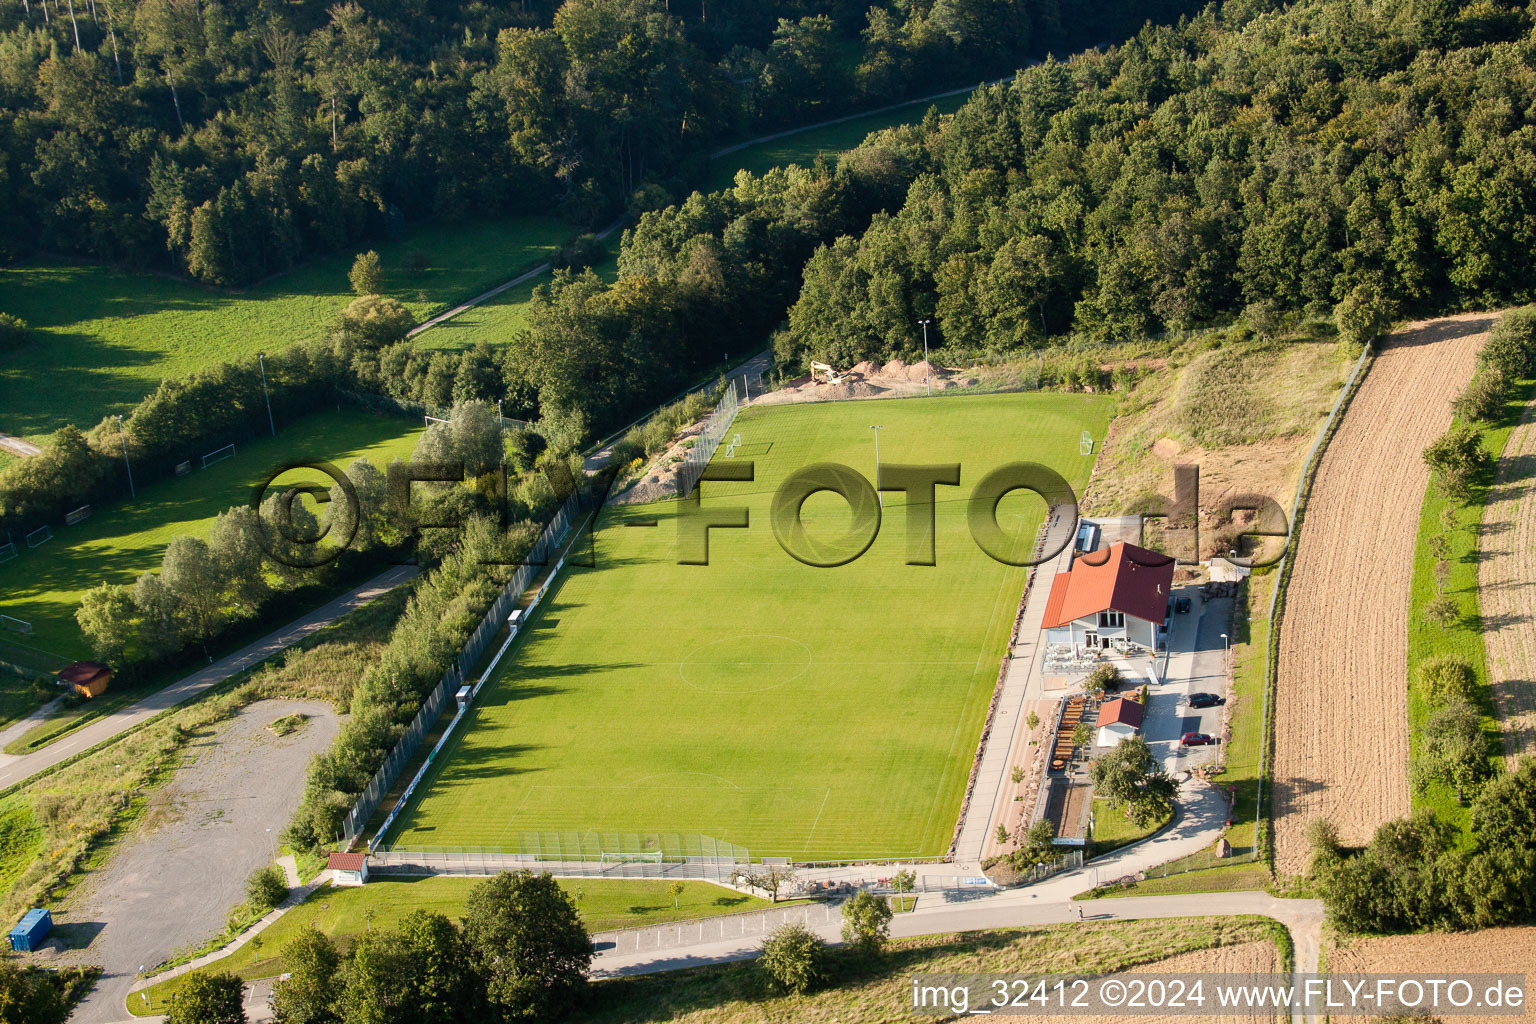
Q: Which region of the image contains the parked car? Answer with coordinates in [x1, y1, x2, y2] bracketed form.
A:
[1187, 693, 1225, 708]
[1174, 596, 1192, 614]
[1181, 732, 1217, 746]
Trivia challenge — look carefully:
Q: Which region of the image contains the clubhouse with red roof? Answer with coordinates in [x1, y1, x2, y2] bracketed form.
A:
[1041, 541, 1175, 656]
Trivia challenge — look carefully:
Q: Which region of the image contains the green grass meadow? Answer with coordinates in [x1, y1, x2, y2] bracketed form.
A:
[0, 216, 570, 441]
[130, 876, 789, 1014]
[0, 408, 422, 659]
[1405, 380, 1534, 834]
[704, 92, 970, 192]
[387, 392, 1109, 861]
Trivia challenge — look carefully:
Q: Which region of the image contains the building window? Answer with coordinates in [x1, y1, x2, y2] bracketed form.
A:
[1099, 611, 1124, 628]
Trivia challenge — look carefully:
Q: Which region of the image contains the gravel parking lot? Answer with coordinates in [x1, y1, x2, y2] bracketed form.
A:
[54, 698, 338, 1024]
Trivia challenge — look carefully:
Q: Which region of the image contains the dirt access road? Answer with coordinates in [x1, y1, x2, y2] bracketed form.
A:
[56, 699, 338, 1024]
[1480, 399, 1536, 764]
[1272, 312, 1490, 876]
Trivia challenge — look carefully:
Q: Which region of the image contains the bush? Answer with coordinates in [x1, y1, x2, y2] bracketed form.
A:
[1084, 663, 1122, 696]
[550, 233, 606, 272]
[1453, 368, 1512, 422]
[1417, 654, 1477, 705]
[166, 971, 245, 1024]
[349, 250, 383, 295]
[1480, 306, 1536, 380]
[839, 890, 893, 955]
[759, 922, 827, 994]
[1422, 424, 1490, 502]
[0, 312, 28, 352]
[246, 863, 288, 913]
[340, 295, 414, 348]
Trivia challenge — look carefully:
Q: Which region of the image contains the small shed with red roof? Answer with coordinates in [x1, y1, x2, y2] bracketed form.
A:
[327, 852, 369, 886]
[57, 661, 111, 698]
[1095, 697, 1145, 747]
[1042, 542, 1175, 655]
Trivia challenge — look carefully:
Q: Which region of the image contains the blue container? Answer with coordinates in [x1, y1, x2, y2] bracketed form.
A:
[9, 908, 51, 952]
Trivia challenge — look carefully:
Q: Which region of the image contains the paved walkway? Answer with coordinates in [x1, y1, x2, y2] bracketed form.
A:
[0, 694, 64, 750]
[0, 564, 417, 791]
[954, 503, 1078, 862]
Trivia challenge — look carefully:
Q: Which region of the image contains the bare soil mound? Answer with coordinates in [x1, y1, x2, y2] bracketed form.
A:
[1272, 311, 1490, 876]
[881, 359, 907, 376]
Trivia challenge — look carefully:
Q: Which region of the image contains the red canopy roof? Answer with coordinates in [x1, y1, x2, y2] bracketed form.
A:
[1041, 542, 1175, 628]
[1096, 697, 1145, 729]
[327, 852, 367, 872]
[58, 661, 110, 684]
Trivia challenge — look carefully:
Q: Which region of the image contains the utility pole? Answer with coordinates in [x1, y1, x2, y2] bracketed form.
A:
[870, 425, 883, 508]
[919, 319, 932, 397]
[114, 415, 135, 497]
[258, 353, 276, 436]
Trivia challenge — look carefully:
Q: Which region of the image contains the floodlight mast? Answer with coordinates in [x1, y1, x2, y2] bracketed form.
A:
[870, 424, 883, 507]
[919, 319, 932, 396]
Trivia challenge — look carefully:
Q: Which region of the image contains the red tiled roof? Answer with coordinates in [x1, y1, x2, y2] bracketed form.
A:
[327, 852, 367, 872]
[58, 661, 110, 684]
[1096, 698, 1145, 729]
[1041, 542, 1175, 628]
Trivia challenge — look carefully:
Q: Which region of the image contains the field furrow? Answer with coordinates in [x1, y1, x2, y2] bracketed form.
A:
[1272, 313, 1490, 876]
[1480, 401, 1536, 763]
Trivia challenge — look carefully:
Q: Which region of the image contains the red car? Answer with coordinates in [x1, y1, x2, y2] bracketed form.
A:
[1181, 732, 1216, 746]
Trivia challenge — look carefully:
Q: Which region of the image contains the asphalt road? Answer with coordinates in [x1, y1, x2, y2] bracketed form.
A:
[0, 563, 416, 792]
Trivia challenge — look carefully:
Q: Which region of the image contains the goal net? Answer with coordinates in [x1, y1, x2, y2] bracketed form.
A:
[24, 525, 52, 548]
[1080, 430, 1094, 455]
[0, 540, 15, 564]
[0, 615, 32, 636]
[600, 850, 663, 864]
[201, 443, 236, 469]
[65, 505, 92, 526]
[174, 460, 193, 476]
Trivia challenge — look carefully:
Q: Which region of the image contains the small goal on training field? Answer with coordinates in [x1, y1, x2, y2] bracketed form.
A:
[65, 505, 92, 526]
[424, 414, 451, 427]
[600, 850, 663, 865]
[724, 433, 742, 457]
[1080, 430, 1094, 455]
[24, 525, 52, 548]
[201, 443, 236, 469]
[0, 536, 15, 563]
[0, 614, 32, 636]
[174, 460, 193, 476]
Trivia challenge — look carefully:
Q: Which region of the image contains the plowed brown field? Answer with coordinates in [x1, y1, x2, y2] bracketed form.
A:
[1328, 928, 1536, 1021]
[1273, 312, 1491, 876]
[1082, 940, 1279, 1024]
[1481, 402, 1536, 763]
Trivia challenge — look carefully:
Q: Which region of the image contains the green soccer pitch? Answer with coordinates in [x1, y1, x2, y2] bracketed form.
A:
[386, 392, 1111, 861]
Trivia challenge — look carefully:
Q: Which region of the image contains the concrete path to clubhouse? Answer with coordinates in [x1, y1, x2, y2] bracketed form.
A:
[0, 563, 417, 791]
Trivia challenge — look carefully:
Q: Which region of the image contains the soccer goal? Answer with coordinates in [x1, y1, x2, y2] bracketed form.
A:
[201, 443, 236, 469]
[0, 614, 32, 636]
[65, 505, 92, 526]
[24, 525, 52, 549]
[174, 460, 193, 476]
[0, 539, 15, 564]
[600, 850, 663, 865]
[1080, 430, 1094, 455]
[424, 414, 451, 427]
[724, 433, 742, 457]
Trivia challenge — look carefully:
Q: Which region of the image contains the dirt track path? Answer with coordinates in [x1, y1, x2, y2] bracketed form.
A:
[1272, 312, 1491, 876]
[1480, 400, 1536, 764]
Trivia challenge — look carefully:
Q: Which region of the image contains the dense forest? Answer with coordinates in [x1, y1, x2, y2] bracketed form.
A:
[0, 0, 1178, 283]
[775, 0, 1536, 364]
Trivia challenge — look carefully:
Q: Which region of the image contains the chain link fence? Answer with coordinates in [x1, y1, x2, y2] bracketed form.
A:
[372, 833, 750, 883]
[338, 485, 590, 846]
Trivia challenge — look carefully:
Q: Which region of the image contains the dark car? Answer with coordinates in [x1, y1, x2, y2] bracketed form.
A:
[1174, 596, 1192, 614]
[1187, 693, 1225, 708]
[1181, 732, 1217, 746]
